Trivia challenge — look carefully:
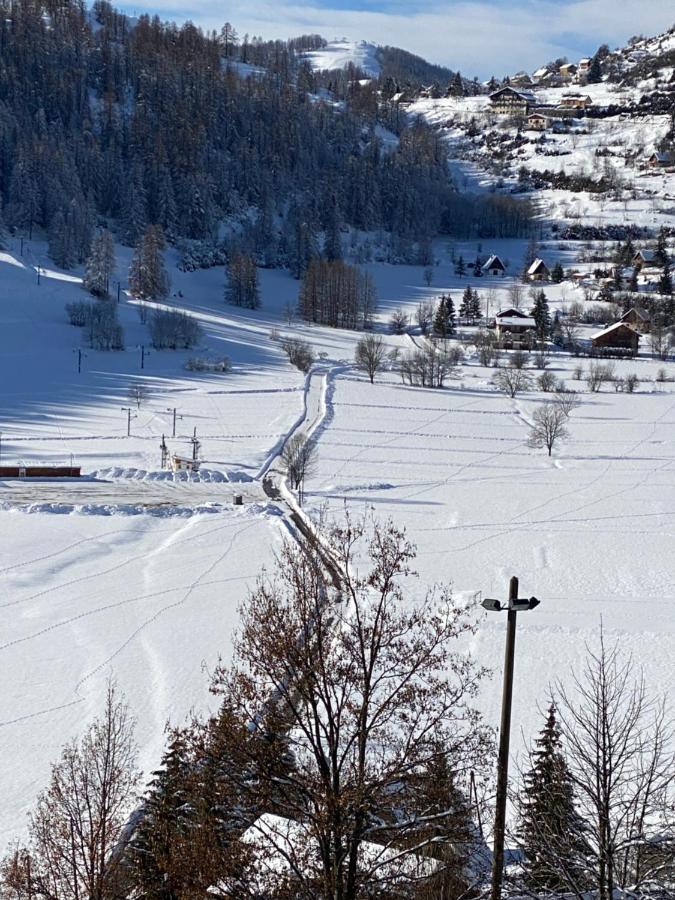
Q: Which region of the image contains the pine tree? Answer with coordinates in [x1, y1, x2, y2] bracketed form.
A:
[654, 228, 669, 268]
[587, 55, 602, 84]
[454, 255, 466, 277]
[532, 289, 551, 342]
[459, 285, 473, 322]
[658, 260, 673, 296]
[469, 288, 482, 322]
[517, 704, 589, 893]
[433, 294, 456, 338]
[551, 261, 564, 283]
[130, 730, 194, 898]
[83, 230, 115, 297]
[129, 225, 170, 301]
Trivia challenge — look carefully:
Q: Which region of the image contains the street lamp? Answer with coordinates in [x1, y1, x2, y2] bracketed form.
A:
[482, 576, 539, 900]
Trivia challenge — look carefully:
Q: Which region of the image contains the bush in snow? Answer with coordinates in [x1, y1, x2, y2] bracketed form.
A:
[537, 371, 557, 392]
[586, 363, 615, 393]
[65, 301, 91, 327]
[280, 337, 314, 373]
[185, 356, 231, 373]
[149, 309, 202, 350]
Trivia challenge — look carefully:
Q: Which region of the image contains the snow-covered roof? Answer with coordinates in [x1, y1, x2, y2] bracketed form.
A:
[527, 258, 550, 275]
[490, 86, 535, 102]
[483, 254, 506, 270]
[634, 249, 656, 261]
[495, 307, 527, 318]
[495, 316, 536, 328]
[533, 67, 550, 78]
[590, 321, 639, 341]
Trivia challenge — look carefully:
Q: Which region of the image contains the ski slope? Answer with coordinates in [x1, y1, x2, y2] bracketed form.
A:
[305, 40, 380, 77]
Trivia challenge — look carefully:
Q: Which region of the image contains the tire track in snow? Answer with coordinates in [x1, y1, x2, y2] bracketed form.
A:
[74, 519, 260, 690]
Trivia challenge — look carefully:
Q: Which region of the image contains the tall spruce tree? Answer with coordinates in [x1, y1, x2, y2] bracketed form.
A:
[433, 294, 456, 338]
[531, 289, 551, 342]
[129, 225, 170, 301]
[517, 703, 589, 893]
[83, 230, 116, 297]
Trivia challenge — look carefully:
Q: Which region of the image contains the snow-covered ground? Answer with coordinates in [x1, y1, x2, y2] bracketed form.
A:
[0, 503, 287, 842]
[305, 39, 380, 77]
[2, 219, 675, 848]
[302, 359, 675, 752]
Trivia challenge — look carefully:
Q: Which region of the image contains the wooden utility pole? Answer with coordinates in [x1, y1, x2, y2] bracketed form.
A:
[160, 434, 168, 469]
[491, 575, 519, 900]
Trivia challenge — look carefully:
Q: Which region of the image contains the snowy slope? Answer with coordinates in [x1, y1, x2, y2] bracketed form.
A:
[305, 40, 380, 77]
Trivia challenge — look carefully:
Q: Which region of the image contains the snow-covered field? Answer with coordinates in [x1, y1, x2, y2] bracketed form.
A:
[2, 221, 675, 848]
[0, 503, 286, 842]
[303, 361, 675, 748]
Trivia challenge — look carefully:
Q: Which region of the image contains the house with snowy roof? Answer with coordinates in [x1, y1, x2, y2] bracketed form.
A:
[633, 249, 657, 268]
[482, 254, 507, 276]
[489, 86, 534, 116]
[648, 151, 674, 168]
[591, 321, 639, 356]
[527, 258, 551, 281]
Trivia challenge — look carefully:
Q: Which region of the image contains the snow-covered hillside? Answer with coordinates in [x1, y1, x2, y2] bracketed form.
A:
[305, 39, 380, 76]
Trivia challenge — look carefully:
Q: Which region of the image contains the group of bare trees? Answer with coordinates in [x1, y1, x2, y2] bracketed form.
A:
[299, 259, 376, 329]
[514, 636, 675, 899]
[400, 342, 463, 388]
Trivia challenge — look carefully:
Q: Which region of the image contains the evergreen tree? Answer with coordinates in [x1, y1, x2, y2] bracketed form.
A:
[551, 261, 564, 283]
[454, 255, 466, 277]
[469, 287, 482, 322]
[433, 294, 456, 338]
[473, 256, 482, 277]
[654, 228, 669, 268]
[629, 266, 639, 293]
[658, 260, 673, 296]
[129, 225, 170, 301]
[323, 199, 343, 262]
[49, 208, 77, 269]
[586, 55, 602, 84]
[532, 289, 551, 342]
[459, 285, 473, 322]
[517, 704, 589, 893]
[129, 730, 194, 898]
[83, 230, 116, 297]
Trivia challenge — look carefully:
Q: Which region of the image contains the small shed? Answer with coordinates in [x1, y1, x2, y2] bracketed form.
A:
[527, 258, 551, 281]
[482, 254, 507, 276]
[171, 455, 200, 473]
[591, 322, 639, 355]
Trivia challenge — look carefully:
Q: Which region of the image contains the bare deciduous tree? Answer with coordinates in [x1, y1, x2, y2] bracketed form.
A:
[281, 433, 317, 503]
[390, 309, 409, 335]
[555, 637, 675, 900]
[527, 403, 570, 456]
[210, 519, 492, 899]
[415, 300, 435, 335]
[1, 682, 139, 900]
[586, 362, 615, 393]
[494, 368, 531, 398]
[354, 334, 386, 384]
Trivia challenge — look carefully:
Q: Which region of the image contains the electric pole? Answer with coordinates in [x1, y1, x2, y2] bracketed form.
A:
[190, 427, 201, 461]
[120, 407, 136, 437]
[166, 407, 182, 438]
[160, 434, 169, 469]
[481, 577, 540, 900]
[140, 345, 149, 369]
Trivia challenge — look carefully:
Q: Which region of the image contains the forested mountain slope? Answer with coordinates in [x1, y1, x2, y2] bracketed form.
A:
[0, 0, 531, 273]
